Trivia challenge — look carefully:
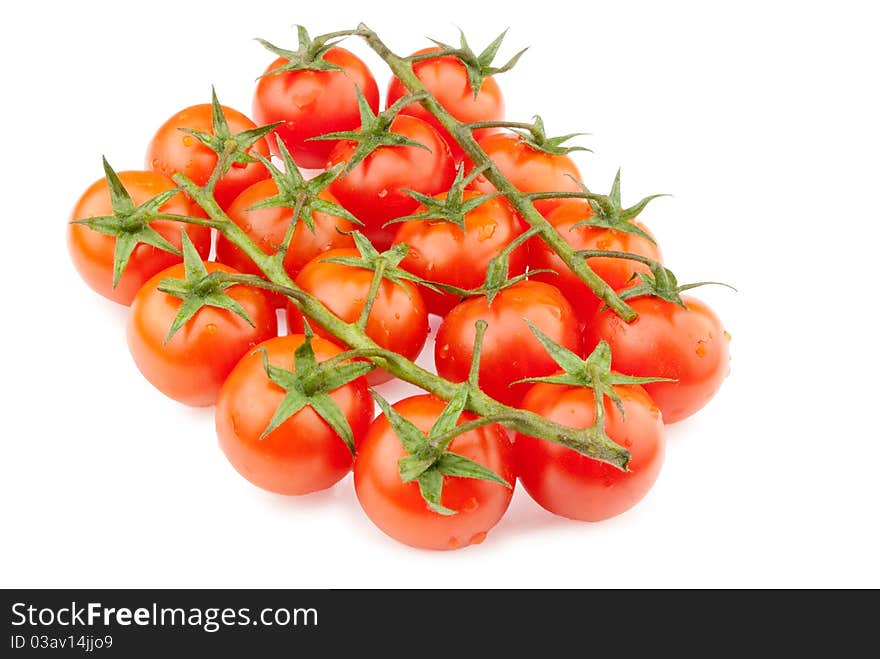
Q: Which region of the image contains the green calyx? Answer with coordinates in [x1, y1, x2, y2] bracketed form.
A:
[430, 226, 550, 305]
[514, 116, 589, 156]
[256, 25, 348, 74]
[156, 231, 255, 342]
[374, 321, 510, 515]
[179, 87, 281, 179]
[250, 136, 361, 246]
[516, 322, 672, 448]
[387, 164, 497, 230]
[257, 322, 373, 455]
[308, 87, 430, 176]
[71, 157, 182, 288]
[571, 169, 667, 242]
[426, 29, 527, 97]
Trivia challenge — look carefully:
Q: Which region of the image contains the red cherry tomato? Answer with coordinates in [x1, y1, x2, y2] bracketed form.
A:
[146, 103, 270, 209]
[252, 48, 380, 170]
[392, 191, 527, 316]
[216, 334, 373, 495]
[216, 178, 356, 307]
[354, 394, 515, 550]
[286, 248, 429, 385]
[327, 115, 456, 250]
[514, 381, 665, 521]
[127, 262, 277, 406]
[387, 47, 504, 161]
[68, 170, 211, 306]
[529, 198, 662, 328]
[467, 131, 582, 214]
[435, 280, 581, 407]
[584, 295, 730, 424]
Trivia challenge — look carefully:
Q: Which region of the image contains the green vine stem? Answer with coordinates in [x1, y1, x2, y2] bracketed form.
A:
[353, 23, 637, 322]
[172, 173, 629, 469]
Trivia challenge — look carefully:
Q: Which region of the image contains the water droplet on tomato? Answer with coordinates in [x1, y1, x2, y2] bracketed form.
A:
[695, 340, 707, 357]
[477, 223, 496, 241]
[206, 323, 218, 334]
[723, 331, 731, 342]
[182, 135, 195, 147]
[378, 188, 389, 199]
[438, 344, 450, 359]
[447, 537, 461, 550]
[150, 158, 160, 169]
[469, 531, 487, 545]
[462, 497, 479, 513]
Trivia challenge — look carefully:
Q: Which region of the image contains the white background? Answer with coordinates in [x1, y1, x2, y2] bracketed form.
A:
[1, 0, 878, 588]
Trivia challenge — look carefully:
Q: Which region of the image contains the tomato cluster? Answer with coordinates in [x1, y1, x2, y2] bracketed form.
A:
[67, 26, 731, 550]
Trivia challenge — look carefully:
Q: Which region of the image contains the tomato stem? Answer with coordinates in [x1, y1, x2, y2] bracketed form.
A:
[354, 23, 637, 322]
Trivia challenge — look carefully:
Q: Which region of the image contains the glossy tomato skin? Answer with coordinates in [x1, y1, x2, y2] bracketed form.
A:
[387, 47, 504, 161]
[514, 381, 665, 521]
[216, 178, 356, 307]
[146, 103, 270, 209]
[467, 132, 582, 215]
[127, 262, 277, 407]
[327, 115, 456, 250]
[392, 191, 527, 316]
[216, 334, 373, 495]
[253, 49, 380, 170]
[435, 280, 581, 407]
[354, 395, 515, 550]
[68, 171, 211, 306]
[529, 198, 662, 329]
[584, 295, 730, 424]
[286, 248, 429, 385]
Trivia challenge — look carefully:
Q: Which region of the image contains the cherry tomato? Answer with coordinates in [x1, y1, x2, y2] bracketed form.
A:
[584, 295, 730, 424]
[529, 198, 662, 329]
[68, 170, 211, 306]
[286, 248, 429, 385]
[514, 381, 665, 521]
[327, 115, 456, 250]
[435, 280, 581, 407]
[387, 47, 504, 161]
[467, 131, 582, 214]
[127, 262, 277, 407]
[392, 191, 527, 316]
[216, 334, 373, 495]
[253, 48, 380, 170]
[354, 394, 515, 550]
[216, 178, 356, 307]
[146, 103, 270, 209]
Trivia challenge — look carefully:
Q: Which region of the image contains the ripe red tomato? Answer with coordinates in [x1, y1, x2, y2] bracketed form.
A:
[392, 191, 527, 316]
[216, 334, 373, 495]
[467, 131, 582, 214]
[286, 248, 429, 385]
[354, 394, 515, 550]
[584, 295, 730, 424]
[327, 115, 456, 250]
[435, 280, 581, 407]
[127, 261, 277, 407]
[529, 198, 662, 329]
[387, 47, 504, 161]
[68, 170, 211, 306]
[253, 48, 379, 170]
[216, 178, 356, 306]
[146, 103, 270, 209]
[514, 381, 665, 521]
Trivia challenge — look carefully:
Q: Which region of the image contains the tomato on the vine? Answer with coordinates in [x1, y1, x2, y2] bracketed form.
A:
[327, 115, 456, 250]
[253, 48, 380, 170]
[435, 280, 581, 407]
[584, 294, 730, 424]
[529, 198, 662, 328]
[216, 178, 356, 304]
[216, 334, 373, 495]
[467, 131, 582, 214]
[514, 380, 665, 521]
[127, 261, 277, 407]
[68, 170, 211, 306]
[392, 191, 527, 316]
[146, 103, 270, 209]
[387, 47, 504, 162]
[286, 248, 429, 385]
[354, 394, 515, 550]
